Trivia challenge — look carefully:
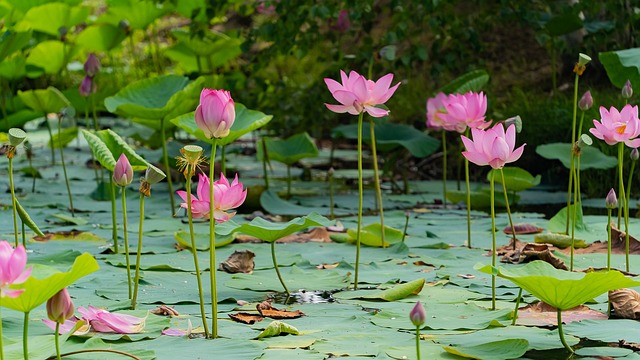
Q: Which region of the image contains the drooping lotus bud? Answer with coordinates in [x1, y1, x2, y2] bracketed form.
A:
[46, 288, 75, 323]
[409, 301, 425, 327]
[8, 128, 26, 147]
[606, 188, 618, 210]
[631, 148, 639, 161]
[195, 89, 236, 139]
[112, 154, 133, 187]
[622, 80, 633, 99]
[84, 53, 101, 77]
[578, 91, 593, 111]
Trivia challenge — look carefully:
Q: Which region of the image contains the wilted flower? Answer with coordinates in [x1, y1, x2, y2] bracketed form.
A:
[0, 241, 32, 298]
[47, 288, 74, 324]
[195, 89, 236, 139]
[623, 80, 633, 99]
[461, 124, 526, 169]
[44, 306, 145, 334]
[589, 105, 640, 147]
[578, 91, 593, 111]
[112, 154, 133, 187]
[409, 301, 425, 327]
[324, 70, 400, 118]
[144, 164, 166, 185]
[606, 188, 618, 209]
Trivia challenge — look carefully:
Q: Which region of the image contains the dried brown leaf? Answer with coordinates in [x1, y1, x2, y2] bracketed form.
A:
[504, 223, 544, 235]
[218, 250, 255, 274]
[609, 288, 640, 319]
[499, 242, 567, 270]
[150, 305, 180, 317]
[228, 312, 264, 324]
[256, 300, 305, 319]
[516, 302, 607, 326]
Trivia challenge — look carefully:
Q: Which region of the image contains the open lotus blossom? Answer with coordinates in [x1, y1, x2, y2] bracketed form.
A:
[589, 105, 640, 147]
[324, 70, 400, 117]
[0, 241, 32, 298]
[195, 89, 236, 139]
[461, 123, 525, 169]
[443, 91, 490, 132]
[176, 173, 247, 222]
[44, 306, 145, 334]
[426, 92, 451, 130]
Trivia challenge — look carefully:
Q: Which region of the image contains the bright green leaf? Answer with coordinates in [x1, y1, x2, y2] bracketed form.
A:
[81, 129, 116, 171]
[76, 23, 126, 52]
[95, 129, 149, 171]
[442, 338, 529, 360]
[600, 48, 640, 89]
[346, 223, 405, 247]
[18, 87, 70, 114]
[234, 212, 333, 243]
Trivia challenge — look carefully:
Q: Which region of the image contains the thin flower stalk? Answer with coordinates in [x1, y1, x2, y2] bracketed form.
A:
[131, 184, 146, 310]
[121, 189, 132, 299]
[57, 116, 74, 216]
[8, 152, 19, 247]
[369, 119, 386, 247]
[441, 130, 448, 207]
[618, 143, 630, 272]
[512, 288, 523, 325]
[499, 169, 517, 249]
[354, 111, 364, 288]
[490, 171, 496, 310]
[464, 131, 472, 248]
[208, 141, 218, 338]
[271, 241, 290, 296]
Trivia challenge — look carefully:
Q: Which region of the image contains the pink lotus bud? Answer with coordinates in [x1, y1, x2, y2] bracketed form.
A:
[79, 76, 95, 97]
[333, 10, 350, 32]
[632, 148, 639, 161]
[578, 91, 593, 111]
[195, 89, 236, 139]
[113, 154, 133, 187]
[623, 80, 633, 99]
[606, 188, 617, 209]
[409, 301, 425, 327]
[84, 53, 101, 77]
[47, 288, 75, 323]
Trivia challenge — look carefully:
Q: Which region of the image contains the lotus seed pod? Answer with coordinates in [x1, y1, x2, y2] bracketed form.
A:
[578, 53, 591, 66]
[8, 128, 26, 147]
[182, 145, 203, 163]
[144, 164, 166, 185]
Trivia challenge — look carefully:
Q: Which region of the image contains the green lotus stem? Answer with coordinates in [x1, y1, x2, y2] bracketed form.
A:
[570, 165, 578, 272]
[44, 116, 56, 165]
[8, 156, 18, 247]
[402, 212, 410, 243]
[415, 325, 421, 360]
[0, 304, 4, 360]
[442, 130, 447, 207]
[354, 111, 364, 289]
[271, 241, 290, 296]
[464, 130, 472, 248]
[286, 164, 292, 199]
[618, 143, 630, 272]
[85, 105, 100, 186]
[21, 221, 25, 247]
[121, 188, 132, 299]
[625, 157, 636, 246]
[186, 174, 210, 338]
[499, 169, 516, 249]
[565, 157, 575, 235]
[131, 194, 145, 310]
[23, 311, 29, 360]
[490, 171, 496, 311]
[55, 322, 61, 360]
[110, 178, 119, 253]
[512, 287, 523, 325]
[566, 73, 580, 234]
[209, 141, 218, 339]
[261, 140, 270, 189]
[328, 169, 335, 220]
[196, 56, 203, 74]
[128, 34, 138, 79]
[220, 145, 226, 176]
[160, 118, 176, 213]
[369, 119, 386, 247]
[556, 309, 574, 354]
[607, 207, 612, 270]
[58, 117, 74, 216]
[55, 349, 140, 359]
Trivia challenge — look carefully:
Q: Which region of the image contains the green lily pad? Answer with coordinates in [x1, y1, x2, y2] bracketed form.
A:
[21, 2, 88, 37]
[475, 261, 640, 310]
[25, 40, 73, 77]
[548, 204, 587, 232]
[446, 189, 518, 208]
[234, 212, 334, 243]
[442, 338, 529, 360]
[564, 319, 640, 343]
[488, 167, 541, 192]
[255, 320, 300, 339]
[259, 189, 350, 217]
[47, 213, 88, 226]
[18, 87, 70, 114]
[335, 278, 425, 301]
[257, 132, 319, 166]
[225, 266, 350, 292]
[99, 0, 170, 30]
[574, 347, 633, 358]
[600, 48, 640, 89]
[536, 143, 617, 170]
[174, 230, 235, 250]
[76, 23, 127, 52]
[0, 30, 32, 63]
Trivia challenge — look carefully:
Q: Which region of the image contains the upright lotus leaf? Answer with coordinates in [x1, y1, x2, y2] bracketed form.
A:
[1, 252, 99, 312]
[438, 69, 490, 94]
[104, 75, 190, 121]
[332, 122, 440, 157]
[548, 204, 587, 232]
[536, 143, 617, 170]
[235, 212, 334, 242]
[81, 129, 116, 171]
[21, 2, 88, 36]
[171, 29, 241, 57]
[488, 167, 541, 192]
[25, 40, 74, 77]
[0, 30, 32, 63]
[95, 129, 150, 171]
[170, 103, 273, 146]
[476, 261, 640, 310]
[18, 87, 70, 114]
[257, 132, 319, 166]
[48, 126, 78, 148]
[0, 109, 40, 132]
[0, 53, 27, 80]
[544, 12, 583, 36]
[99, 0, 170, 30]
[600, 48, 640, 89]
[76, 23, 127, 52]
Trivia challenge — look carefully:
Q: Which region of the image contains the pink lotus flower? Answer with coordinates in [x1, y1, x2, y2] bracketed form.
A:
[461, 124, 525, 169]
[324, 70, 400, 117]
[0, 241, 32, 298]
[44, 306, 145, 334]
[195, 89, 235, 139]
[589, 105, 640, 147]
[443, 91, 490, 133]
[176, 173, 247, 222]
[426, 92, 451, 130]
[112, 153, 133, 187]
[46, 288, 74, 323]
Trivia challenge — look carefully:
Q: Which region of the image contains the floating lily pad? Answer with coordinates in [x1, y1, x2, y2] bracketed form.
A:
[443, 338, 529, 360]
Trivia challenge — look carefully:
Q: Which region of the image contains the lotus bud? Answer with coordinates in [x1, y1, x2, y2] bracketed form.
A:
[578, 53, 591, 66]
[8, 128, 26, 147]
[333, 10, 351, 32]
[113, 154, 133, 187]
[195, 89, 236, 139]
[409, 301, 425, 327]
[144, 164, 166, 185]
[622, 80, 633, 99]
[503, 116, 522, 133]
[578, 91, 593, 111]
[606, 188, 618, 210]
[79, 76, 95, 97]
[47, 288, 75, 324]
[84, 53, 101, 77]
[632, 148, 639, 161]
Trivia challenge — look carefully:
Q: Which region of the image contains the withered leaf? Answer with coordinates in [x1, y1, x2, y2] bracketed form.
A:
[228, 312, 265, 324]
[256, 300, 305, 319]
[619, 340, 640, 351]
[609, 288, 640, 319]
[150, 305, 180, 317]
[516, 301, 607, 326]
[504, 223, 544, 235]
[218, 250, 255, 274]
[499, 242, 567, 270]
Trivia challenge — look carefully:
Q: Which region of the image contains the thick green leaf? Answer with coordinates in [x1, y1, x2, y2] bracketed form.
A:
[439, 69, 490, 94]
[346, 223, 405, 247]
[235, 212, 334, 243]
[18, 87, 70, 114]
[81, 129, 116, 171]
[488, 167, 541, 192]
[171, 29, 243, 58]
[446, 189, 518, 208]
[257, 132, 319, 165]
[475, 261, 640, 310]
[0, 109, 40, 132]
[26, 40, 74, 77]
[15, 199, 44, 236]
[170, 103, 273, 146]
[534, 233, 588, 249]
[48, 126, 78, 148]
[544, 12, 583, 36]
[362, 278, 425, 301]
[600, 48, 640, 89]
[21, 2, 88, 36]
[96, 129, 149, 171]
[2, 253, 99, 312]
[548, 204, 587, 232]
[442, 338, 529, 359]
[164, 38, 244, 73]
[0, 53, 26, 80]
[76, 23, 126, 52]
[574, 347, 633, 357]
[255, 320, 300, 339]
[0, 30, 32, 63]
[536, 143, 617, 170]
[99, 0, 170, 30]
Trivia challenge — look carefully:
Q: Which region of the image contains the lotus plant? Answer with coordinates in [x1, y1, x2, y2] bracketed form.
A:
[461, 123, 525, 309]
[113, 154, 134, 299]
[132, 165, 166, 310]
[44, 305, 145, 335]
[590, 104, 640, 272]
[324, 70, 399, 288]
[57, 109, 75, 216]
[606, 189, 617, 271]
[409, 301, 425, 360]
[5, 129, 26, 247]
[46, 289, 74, 360]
